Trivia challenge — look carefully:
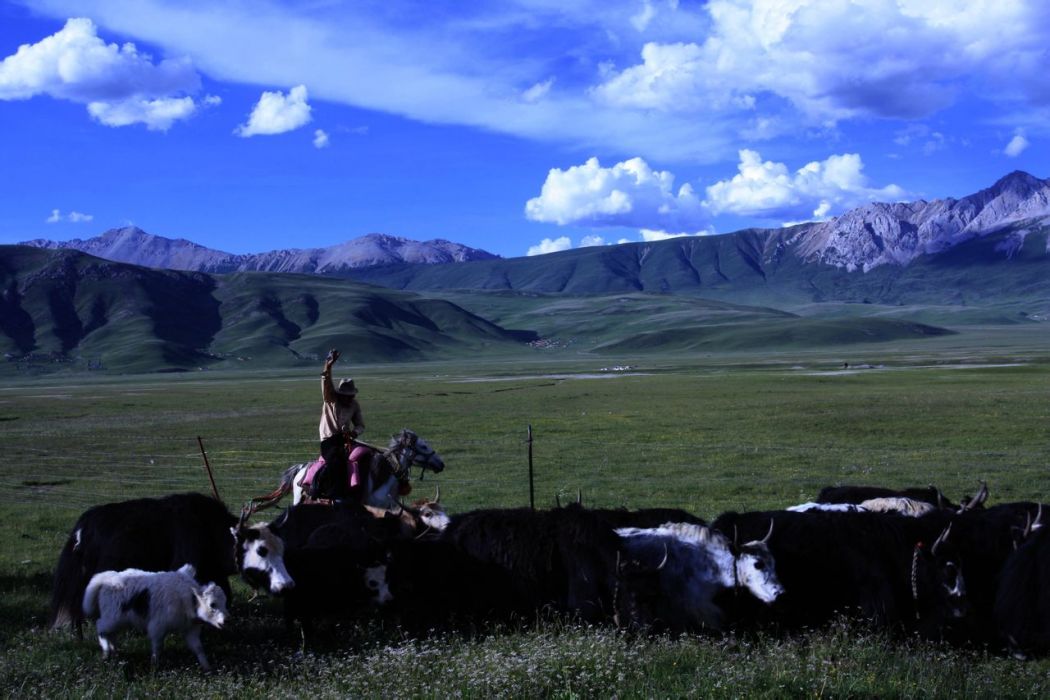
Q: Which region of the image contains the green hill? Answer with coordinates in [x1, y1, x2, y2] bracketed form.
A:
[347, 222, 1050, 312]
[0, 246, 533, 373]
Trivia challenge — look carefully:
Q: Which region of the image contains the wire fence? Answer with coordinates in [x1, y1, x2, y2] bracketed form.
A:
[2, 430, 1043, 520]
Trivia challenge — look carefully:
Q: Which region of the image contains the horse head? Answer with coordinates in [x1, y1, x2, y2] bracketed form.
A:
[390, 428, 445, 477]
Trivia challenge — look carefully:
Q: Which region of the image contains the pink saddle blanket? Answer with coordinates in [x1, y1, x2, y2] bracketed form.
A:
[298, 446, 372, 489]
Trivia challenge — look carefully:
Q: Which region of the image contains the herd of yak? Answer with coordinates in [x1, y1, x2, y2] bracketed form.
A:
[47, 480, 1050, 669]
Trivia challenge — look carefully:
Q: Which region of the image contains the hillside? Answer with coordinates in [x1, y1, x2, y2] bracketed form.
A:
[347, 220, 1050, 312]
[1, 246, 968, 373]
[0, 246, 529, 373]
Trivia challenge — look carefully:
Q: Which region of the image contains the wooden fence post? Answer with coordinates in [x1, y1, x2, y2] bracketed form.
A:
[197, 436, 222, 503]
[528, 424, 535, 510]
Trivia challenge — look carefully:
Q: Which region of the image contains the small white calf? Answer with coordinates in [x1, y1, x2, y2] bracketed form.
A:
[82, 563, 228, 671]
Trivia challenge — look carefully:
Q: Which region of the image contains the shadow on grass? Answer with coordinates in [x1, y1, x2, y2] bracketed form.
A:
[0, 571, 53, 643]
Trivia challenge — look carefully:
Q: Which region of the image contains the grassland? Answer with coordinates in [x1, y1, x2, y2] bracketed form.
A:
[2, 336, 1050, 697]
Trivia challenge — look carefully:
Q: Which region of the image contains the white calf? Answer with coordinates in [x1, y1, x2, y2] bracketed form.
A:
[82, 563, 228, 670]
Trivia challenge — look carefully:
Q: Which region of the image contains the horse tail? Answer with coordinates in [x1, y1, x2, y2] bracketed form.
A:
[281, 462, 310, 491]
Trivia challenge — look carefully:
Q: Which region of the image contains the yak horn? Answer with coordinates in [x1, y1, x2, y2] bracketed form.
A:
[973, 480, 989, 508]
[931, 523, 953, 556]
[433, 485, 441, 504]
[929, 484, 947, 510]
[761, 519, 775, 545]
[1035, 503, 1044, 530]
[577, 489, 583, 505]
[961, 480, 989, 511]
[657, 543, 669, 570]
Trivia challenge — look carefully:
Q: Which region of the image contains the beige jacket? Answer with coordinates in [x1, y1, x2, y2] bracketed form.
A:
[318, 374, 365, 441]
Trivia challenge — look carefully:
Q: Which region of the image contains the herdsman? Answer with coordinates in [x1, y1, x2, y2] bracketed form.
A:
[313, 348, 365, 501]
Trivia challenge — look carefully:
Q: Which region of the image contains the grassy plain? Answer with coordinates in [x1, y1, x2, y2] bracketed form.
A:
[2, 330, 1050, 697]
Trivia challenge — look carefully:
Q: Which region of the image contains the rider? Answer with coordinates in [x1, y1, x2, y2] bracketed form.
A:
[313, 349, 365, 502]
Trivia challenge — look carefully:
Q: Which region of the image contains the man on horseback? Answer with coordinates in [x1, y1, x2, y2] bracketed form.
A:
[313, 348, 366, 502]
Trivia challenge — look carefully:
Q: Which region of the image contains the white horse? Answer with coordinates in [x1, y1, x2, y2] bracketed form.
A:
[249, 429, 445, 513]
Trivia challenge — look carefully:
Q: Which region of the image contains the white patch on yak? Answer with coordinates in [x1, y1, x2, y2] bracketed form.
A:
[616, 521, 783, 628]
[364, 564, 392, 605]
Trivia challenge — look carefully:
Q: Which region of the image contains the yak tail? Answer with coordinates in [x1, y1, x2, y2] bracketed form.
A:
[49, 530, 88, 630]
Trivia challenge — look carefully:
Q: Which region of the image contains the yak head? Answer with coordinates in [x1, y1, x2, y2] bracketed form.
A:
[913, 523, 969, 622]
[733, 520, 785, 604]
[364, 564, 393, 605]
[234, 523, 295, 595]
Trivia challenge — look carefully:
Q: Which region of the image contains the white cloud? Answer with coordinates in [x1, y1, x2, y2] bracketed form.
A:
[87, 95, 196, 130]
[0, 17, 203, 130]
[526, 236, 572, 256]
[594, 1, 1050, 122]
[46, 208, 93, 223]
[631, 1, 656, 32]
[579, 234, 608, 247]
[313, 128, 330, 148]
[1005, 132, 1030, 157]
[521, 78, 554, 103]
[525, 156, 707, 230]
[236, 85, 312, 137]
[639, 228, 713, 241]
[704, 149, 905, 220]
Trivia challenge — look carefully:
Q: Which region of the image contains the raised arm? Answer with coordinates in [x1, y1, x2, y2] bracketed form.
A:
[321, 349, 339, 402]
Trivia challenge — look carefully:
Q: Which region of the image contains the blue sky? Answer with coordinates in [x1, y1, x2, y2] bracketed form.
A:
[1, 1, 1048, 259]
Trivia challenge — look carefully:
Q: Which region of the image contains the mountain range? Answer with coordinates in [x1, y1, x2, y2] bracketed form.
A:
[21, 230, 499, 274]
[22, 172, 1050, 279]
[4, 170, 1048, 372]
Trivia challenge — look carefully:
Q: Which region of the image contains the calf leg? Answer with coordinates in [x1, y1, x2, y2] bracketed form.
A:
[148, 623, 167, 668]
[184, 626, 211, 671]
[95, 618, 119, 659]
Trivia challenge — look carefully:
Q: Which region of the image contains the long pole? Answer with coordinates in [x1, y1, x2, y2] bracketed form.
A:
[197, 436, 221, 502]
[528, 424, 534, 510]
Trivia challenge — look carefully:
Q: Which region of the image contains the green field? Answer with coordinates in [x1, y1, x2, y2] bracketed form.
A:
[2, 337, 1050, 697]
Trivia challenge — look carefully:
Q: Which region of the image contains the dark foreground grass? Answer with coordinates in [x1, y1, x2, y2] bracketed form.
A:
[2, 349, 1050, 697]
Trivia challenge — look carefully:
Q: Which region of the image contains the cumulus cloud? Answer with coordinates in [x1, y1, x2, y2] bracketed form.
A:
[46, 209, 93, 223]
[526, 236, 572, 256]
[236, 85, 312, 137]
[1005, 132, 1030, 157]
[525, 156, 706, 231]
[88, 96, 197, 130]
[704, 150, 905, 221]
[0, 17, 203, 130]
[313, 128, 330, 148]
[593, 1, 1050, 123]
[579, 234, 608, 247]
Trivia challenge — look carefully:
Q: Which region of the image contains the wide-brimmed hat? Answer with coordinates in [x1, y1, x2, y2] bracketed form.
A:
[335, 378, 358, 397]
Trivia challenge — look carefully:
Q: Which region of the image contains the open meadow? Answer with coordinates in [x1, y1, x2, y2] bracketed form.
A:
[2, 331, 1050, 697]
